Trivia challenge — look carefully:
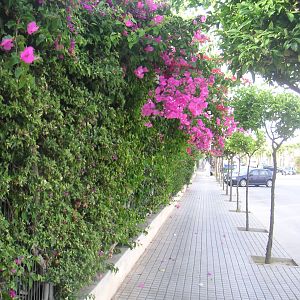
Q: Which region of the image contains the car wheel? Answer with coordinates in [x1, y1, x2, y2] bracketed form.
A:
[239, 179, 247, 187]
[266, 179, 272, 187]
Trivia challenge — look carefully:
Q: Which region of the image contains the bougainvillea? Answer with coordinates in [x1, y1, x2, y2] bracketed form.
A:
[0, 0, 237, 298]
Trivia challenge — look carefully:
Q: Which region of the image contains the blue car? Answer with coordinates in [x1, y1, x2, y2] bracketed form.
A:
[225, 168, 273, 187]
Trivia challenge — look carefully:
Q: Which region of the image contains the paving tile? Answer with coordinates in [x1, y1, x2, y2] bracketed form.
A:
[113, 172, 300, 300]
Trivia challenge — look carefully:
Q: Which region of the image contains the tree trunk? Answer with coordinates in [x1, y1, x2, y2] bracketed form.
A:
[226, 157, 229, 195]
[265, 147, 277, 264]
[229, 156, 233, 202]
[215, 157, 219, 182]
[219, 157, 222, 187]
[221, 156, 225, 190]
[236, 157, 241, 212]
[245, 156, 251, 231]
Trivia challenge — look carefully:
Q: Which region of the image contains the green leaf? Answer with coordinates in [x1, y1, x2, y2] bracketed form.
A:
[15, 67, 23, 79]
[7, 53, 20, 68]
[291, 42, 298, 52]
[287, 12, 294, 23]
[138, 29, 145, 37]
[35, 34, 46, 46]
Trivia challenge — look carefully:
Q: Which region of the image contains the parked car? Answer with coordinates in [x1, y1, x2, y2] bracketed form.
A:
[282, 167, 297, 175]
[225, 168, 273, 187]
[263, 165, 283, 173]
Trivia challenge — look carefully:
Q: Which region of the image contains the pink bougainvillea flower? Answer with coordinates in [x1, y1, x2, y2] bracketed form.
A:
[211, 68, 223, 75]
[54, 42, 64, 51]
[180, 49, 186, 55]
[144, 122, 153, 128]
[208, 75, 215, 86]
[200, 15, 207, 23]
[152, 15, 164, 25]
[15, 256, 24, 265]
[82, 3, 93, 12]
[15, 258, 22, 265]
[154, 35, 162, 43]
[20, 46, 36, 64]
[9, 289, 17, 299]
[193, 30, 208, 43]
[144, 45, 154, 52]
[27, 21, 39, 35]
[142, 100, 159, 116]
[124, 19, 134, 27]
[137, 1, 144, 8]
[0, 38, 14, 51]
[145, 0, 158, 11]
[186, 147, 192, 155]
[134, 66, 149, 79]
[191, 55, 197, 62]
[68, 39, 76, 55]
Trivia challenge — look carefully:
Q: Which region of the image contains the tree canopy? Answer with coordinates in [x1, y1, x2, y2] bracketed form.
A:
[174, 0, 300, 93]
[263, 91, 300, 148]
[232, 86, 300, 145]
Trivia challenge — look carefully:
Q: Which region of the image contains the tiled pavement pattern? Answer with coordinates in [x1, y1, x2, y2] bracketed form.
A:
[113, 172, 300, 300]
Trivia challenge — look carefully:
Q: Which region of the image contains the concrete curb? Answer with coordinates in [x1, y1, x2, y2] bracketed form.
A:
[85, 170, 197, 300]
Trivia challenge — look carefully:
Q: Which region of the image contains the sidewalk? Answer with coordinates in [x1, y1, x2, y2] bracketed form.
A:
[113, 171, 300, 300]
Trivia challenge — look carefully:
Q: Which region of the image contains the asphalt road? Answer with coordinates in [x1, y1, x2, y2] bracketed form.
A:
[234, 174, 300, 265]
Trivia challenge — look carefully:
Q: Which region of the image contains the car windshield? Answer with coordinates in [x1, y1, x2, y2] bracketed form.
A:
[232, 168, 251, 176]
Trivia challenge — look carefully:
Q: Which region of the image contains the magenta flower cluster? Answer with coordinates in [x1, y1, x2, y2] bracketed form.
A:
[139, 46, 237, 152]
[0, 21, 39, 64]
[0, 38, 14, 51]
[134, 66, 149, 79]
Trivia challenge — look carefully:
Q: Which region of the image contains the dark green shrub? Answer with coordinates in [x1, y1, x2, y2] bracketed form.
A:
[0, 1, 198, 298]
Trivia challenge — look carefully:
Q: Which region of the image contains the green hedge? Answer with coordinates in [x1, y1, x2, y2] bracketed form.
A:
[0, 1, 199, 298]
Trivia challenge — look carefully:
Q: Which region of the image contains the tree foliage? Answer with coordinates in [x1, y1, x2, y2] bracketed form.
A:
[264, 92, 300, 146]
[174, 0, 300, 93]
[217, 0, 300, 93]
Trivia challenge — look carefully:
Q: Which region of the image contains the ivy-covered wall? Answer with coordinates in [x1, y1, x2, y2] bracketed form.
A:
[0, 1, 199, 298]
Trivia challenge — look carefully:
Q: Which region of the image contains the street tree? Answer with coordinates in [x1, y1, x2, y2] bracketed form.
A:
[227, 131, 264, 213]
[232, 86, 300, 263]
[241, 131, 265, 231]
[231, 87, 266, 228]
[224, 138, 237, 202]
[173, 0, 300, 93]
[262, 91, 300, 263]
